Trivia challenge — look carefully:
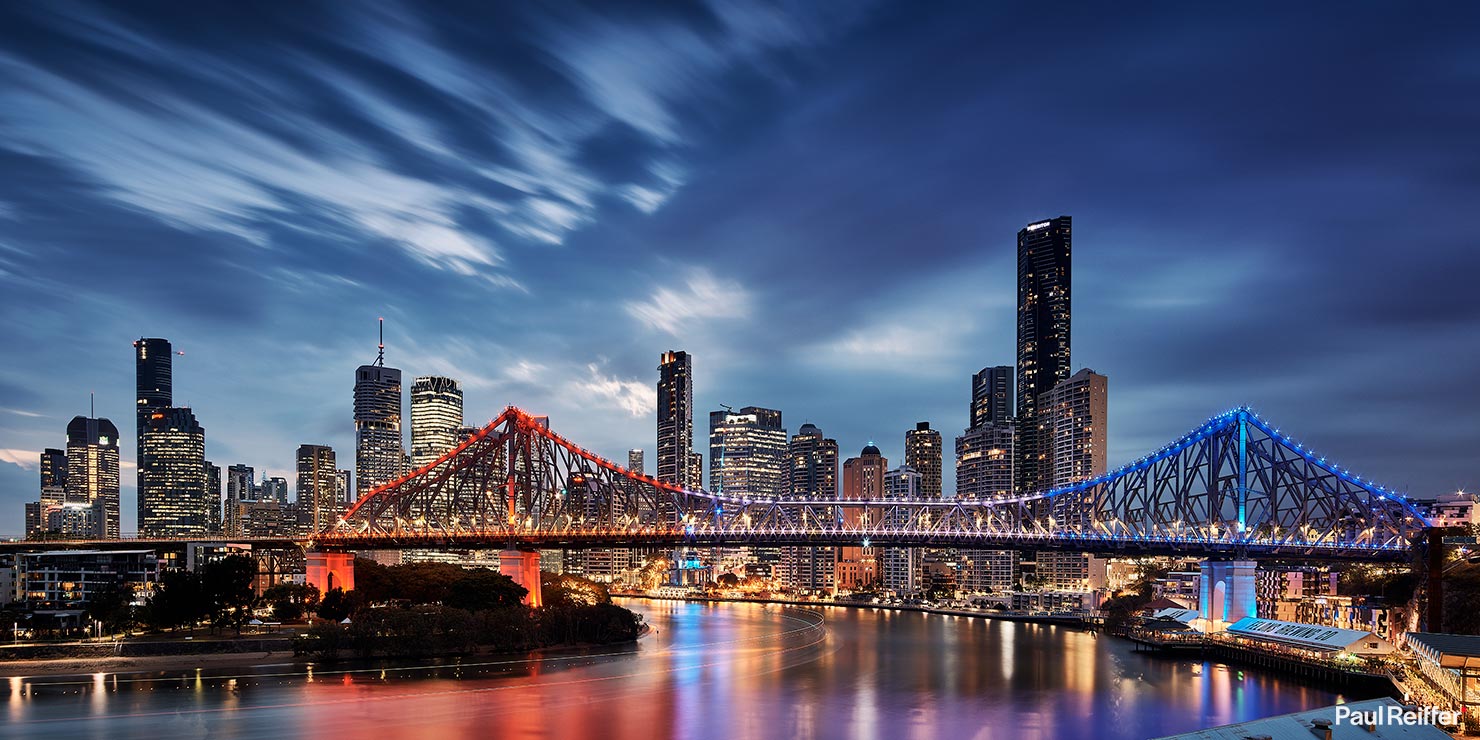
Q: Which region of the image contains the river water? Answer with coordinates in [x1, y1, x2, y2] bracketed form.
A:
[2, 599, 1370, 739]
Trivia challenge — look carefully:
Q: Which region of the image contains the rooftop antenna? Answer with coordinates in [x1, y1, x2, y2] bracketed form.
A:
[375, 317, 385, 367]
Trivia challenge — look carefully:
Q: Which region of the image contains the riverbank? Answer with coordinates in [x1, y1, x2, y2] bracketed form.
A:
[614, 592, 1094, 629]
[1, 648, 300, 679]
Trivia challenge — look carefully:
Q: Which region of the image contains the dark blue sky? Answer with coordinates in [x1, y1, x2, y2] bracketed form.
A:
[2, 2, 1478, 532]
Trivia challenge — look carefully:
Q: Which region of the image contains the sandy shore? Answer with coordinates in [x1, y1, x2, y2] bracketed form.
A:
[2, 649, 302, 679]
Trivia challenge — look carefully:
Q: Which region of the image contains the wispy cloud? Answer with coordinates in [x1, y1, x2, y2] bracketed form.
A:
[568, 363, 653, 417]
[626, 268, 753, 335]
[0, 448, 39, 470]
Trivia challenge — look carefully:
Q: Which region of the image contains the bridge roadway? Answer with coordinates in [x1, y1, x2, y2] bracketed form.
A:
[0, 527, 1420, 563]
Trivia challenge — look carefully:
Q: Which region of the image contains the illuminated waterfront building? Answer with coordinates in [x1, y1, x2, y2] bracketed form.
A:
[410, 376, 463, 467]
[956, 419, 1016, 594]
[836, 445, 887, 591]
[137, 407, 208, 538]
[1015, 216, 1072, 496]
[881, 465, 922, 595]
[296, 444, 339, 533]
[656, 351, 694, 493]
[1039, 368, 1109, 592]
[781, 423, 839, 594]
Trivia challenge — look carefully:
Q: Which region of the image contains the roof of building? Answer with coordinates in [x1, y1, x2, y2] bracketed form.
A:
[1226, 617, 1389, 653]
[1153, 698, 1450, 739]
[24, 549, 157, 557]
[1406, 632, 1480, 659]
[1151, 608, 1201, 624]
[861, 443, 881, 456]
[1140, 596, 1191, 612]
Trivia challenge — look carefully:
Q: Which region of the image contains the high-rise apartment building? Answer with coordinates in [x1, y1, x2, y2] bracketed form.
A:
[1015, 216, 1072, 496]
[1039, 368, 1109, 593]
[708, 407, 787, 497]
[137, 407, 207, 537]
[955, 422, 1015, 500]
[410, 376, 463, 468]
[904, 422, 942, 499]
[65, 415, 121, 538]
[355, 349, 404, 499]
[881, 465, 922, 596]
[206, 462, 222, 534]
[336, 469, 353, 504]
[296, 444, 339, 534]
[656, 351, 694, 494]
[134, 337, 172, 522]
[781, 423, 839, 594]
[971, 365, 1014, 428]
[26, 448, 69, 537]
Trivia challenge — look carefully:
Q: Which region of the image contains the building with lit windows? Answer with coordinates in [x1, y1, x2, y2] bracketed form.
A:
[224, 464, 255, 536]
[296, 444, 339, 533]
[138, 407, 208, 537]
[904, 422, 942, 499]
[708, 407, 787, 497]
[19, 550, 157, 612]
[627, 449, 644, 474]
[971, 365, 1014, 429]
[781, 423, 839, 594]
[206, 462, 221, 534]
[957, 420, 1016, 594]
[61, 416, 121, 539]
[837, 445, 887, 592]
[657, 351, 694, 492]
[261, 476, 288, 506]
[134, 337, 172, 523]
[881, 465, 922, 595]
[355, 360, 405, 499]
[1039, 368, 1108, 592]
[1015, 216, 1072, 496]
[410, 376, 463, 467]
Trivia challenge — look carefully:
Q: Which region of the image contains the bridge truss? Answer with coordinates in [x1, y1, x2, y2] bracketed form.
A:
[320, 407, 1429, 562]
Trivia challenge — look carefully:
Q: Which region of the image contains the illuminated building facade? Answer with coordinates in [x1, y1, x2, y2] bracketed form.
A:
[1039, 368, 1108, 592]
[410, 376, 463, 467]
[65, 415, 121, 538]
[206, 462, 221, 534]
[627, 449, 644, 474]
[836, 445, 887, 591]
[354, 363, 405, 499]
[137, 407, 208, 537]
[1015, 216, 1072, 496]
[296, 444, 339, 533]
[224, 464, 255, 536]
[904, 422, 942, 499]
[956, 420, 1016, 594]
[25, 448, 68, 538]
[881, 465, 922, 595]
[708, 406, 787, 497]
[971, 365, 1014, 428]
[656, 351, 694, 492]
[781, 423, 838, 594]
[134, 337, 172, 518]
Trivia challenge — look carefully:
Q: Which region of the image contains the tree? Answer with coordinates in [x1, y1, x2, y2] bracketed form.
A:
[542, 572, 610, 607]
[85, 581, 135, 635]
[317, 587, 352, 622]
[147, 569, 206, 631]
[264, 582, 320, 622]
[203, 555, 257, 635]
[716, 573, 741, 589]
[445, 570, 526, 611]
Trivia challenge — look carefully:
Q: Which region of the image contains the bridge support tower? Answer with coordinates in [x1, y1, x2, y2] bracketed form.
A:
[500, 549, 543, 608]
[1198, 559, 1256, 628]
[306, 551, 355, 594]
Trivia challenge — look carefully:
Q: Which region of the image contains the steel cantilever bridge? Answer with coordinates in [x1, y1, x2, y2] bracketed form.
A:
[317, 406, 1430, 563]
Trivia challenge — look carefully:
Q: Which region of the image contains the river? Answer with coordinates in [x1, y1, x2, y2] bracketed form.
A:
[1, 599, 1371, 739]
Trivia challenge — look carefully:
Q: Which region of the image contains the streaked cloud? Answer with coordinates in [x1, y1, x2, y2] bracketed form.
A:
[626, 269, 754, 336]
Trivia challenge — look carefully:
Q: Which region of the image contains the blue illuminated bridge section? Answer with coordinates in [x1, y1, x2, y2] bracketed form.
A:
[313, 406, 1430, 563]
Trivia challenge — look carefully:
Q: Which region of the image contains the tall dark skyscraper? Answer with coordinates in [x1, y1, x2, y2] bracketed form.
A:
[971, 365, 1014, 428]
[134, 337, 172, 518]
[656, 351, 693, 491]
[354, 323, 405, 499]
[138, 407, 207, 537]
[904, 422, 943, 499]
[1015, 216, 1072, 495]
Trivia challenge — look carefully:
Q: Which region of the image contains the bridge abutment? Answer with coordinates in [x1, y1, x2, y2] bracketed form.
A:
[1198, 559, 1256, 628]
[500, 549, 543, 608]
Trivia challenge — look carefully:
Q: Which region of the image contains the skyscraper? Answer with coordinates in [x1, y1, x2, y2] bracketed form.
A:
[26, 448, 69, 536]
[1039, 368, 1109, 593]
[971, 365, 1014, 428]
[837, 445, 887, 591]
[206, 462, 222, 534]
[781, 423, 839, 594]
[296, 444, 339, 533]
[708, 407, 787, 497]
[1016, 216, 1072, 495]
[225, 464, 255, 536]
[65, 415, 120, 538]
[627, 449, 644, 474]
[134, 337, 172, 520]
[261, 476, 289, 506]
[355, 327, 405, 499]
[410, 376, 463, 468]
[955, 422, 1015, 500]
[904, 422, 942, 499]
[881, 465, 922, 595]
[137, 407, 207, 538]
[336, 469, 353, 504]
[656, 351, 693, 492]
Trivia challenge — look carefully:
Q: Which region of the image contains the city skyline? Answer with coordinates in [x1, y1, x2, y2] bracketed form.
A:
[3, 2, 1480, 533]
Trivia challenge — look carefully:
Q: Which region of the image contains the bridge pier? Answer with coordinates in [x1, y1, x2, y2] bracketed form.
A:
[1198, 559, 1256, 628]
[306, 551, 355, 594]
[500, 549, 543, 608]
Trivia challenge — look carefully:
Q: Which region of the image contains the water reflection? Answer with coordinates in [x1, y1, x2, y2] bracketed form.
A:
[0, 600, 1365, 740]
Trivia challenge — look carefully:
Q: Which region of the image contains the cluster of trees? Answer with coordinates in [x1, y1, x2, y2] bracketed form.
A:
[295, 559, 644, 659]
